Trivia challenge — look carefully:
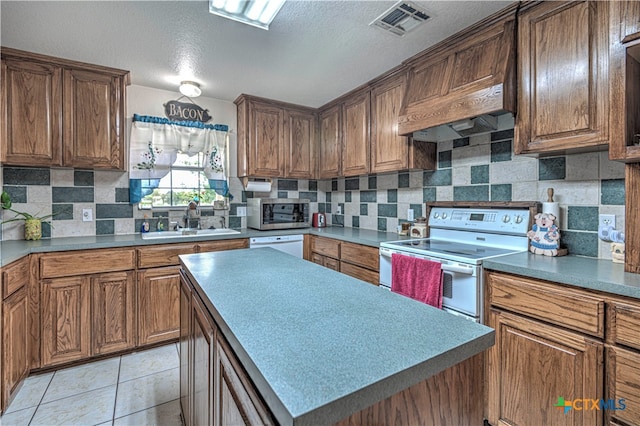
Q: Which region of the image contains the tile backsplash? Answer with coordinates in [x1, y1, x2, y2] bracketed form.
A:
[0, 127, 627, 260]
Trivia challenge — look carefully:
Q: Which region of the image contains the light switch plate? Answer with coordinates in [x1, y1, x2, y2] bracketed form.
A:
[82, 208, 93, 222]
[237, 206, 247, 217]
[407, 209, 414, 222]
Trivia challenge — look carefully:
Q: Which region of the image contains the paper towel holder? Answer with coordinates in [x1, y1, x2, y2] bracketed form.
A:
[242, 177, 272, 190]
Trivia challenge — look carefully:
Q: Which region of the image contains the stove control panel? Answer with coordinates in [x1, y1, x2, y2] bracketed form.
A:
[428, 207, 531, 235]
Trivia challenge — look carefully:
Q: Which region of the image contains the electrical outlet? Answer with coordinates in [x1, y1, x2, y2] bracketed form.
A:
[336, 205, 342, 214]
[407, 209, 414, 222]
[599, 214, 616, 229]
[82, 208, 93, 222]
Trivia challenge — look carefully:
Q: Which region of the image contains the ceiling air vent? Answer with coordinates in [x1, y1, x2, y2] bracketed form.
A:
[370, 1, 431, 37]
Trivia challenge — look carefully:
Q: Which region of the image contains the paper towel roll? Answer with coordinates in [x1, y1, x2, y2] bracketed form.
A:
[244, 181, 272, 192]
[542, 202, 560, 226]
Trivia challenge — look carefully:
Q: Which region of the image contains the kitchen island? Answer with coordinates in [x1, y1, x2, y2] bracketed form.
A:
[179, 248, 494, 426]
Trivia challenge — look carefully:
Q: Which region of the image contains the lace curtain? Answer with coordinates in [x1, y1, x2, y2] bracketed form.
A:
[128, 114, 231, 204]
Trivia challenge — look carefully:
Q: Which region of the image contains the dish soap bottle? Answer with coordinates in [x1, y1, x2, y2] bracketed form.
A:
[140, 215, 150, 233]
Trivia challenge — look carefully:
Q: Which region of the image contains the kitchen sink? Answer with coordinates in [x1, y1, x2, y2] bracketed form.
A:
[141, 228, 241, 239]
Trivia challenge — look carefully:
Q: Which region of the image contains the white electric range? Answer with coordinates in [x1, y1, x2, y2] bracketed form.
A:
[379, 206, 533, 323]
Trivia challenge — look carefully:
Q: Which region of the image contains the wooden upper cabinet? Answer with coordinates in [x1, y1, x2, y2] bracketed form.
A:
[318, 104, 341, 179]
[1, 57, 63, 166]
[63, 68, 126, 169]
[515, 1, 610, 155]
[284, 109, 316, 179]
[0, 47, 129, 169]
[342, 91, 370, 177]
[235, 94, 316, 178]
[609, 1, 640, 162]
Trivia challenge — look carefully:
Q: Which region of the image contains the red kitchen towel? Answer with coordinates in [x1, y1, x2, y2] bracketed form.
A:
[391, 253, 443, 308]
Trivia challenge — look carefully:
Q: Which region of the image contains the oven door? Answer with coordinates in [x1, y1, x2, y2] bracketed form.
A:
[379, 247, 481, 321]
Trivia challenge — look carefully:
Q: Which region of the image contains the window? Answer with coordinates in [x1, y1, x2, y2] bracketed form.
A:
[138, 152, 225, 208]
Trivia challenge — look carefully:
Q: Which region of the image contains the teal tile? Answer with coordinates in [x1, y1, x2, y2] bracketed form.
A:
[326, 192, 332, 202]
[378, 204, 397, 218]
[368, 176, 377, 189]
[96, 204, 133, 219]
[3, 186, 27, 203]
[52, 204, 73, 220]
[567, 206, 598, 231]
[352, 216, 360, 228]
[490, 140, 512, 163]
[398, 173, 410, 188]
[332, 214, 344, 226]
[453, 137, 470, 148]
[539, 157, 566, 180]
[377, 218, 387, 231]
[318, 203, 326, 213]
[277, 179, 298, 190]
[491, 184, 512, 201]
[345, 178, 359, 190]
[491, 129, 514, 141]
[601, 179, 625, 205]
[332, 179, 338, 191]
[360, 190, 377, 202]
[423, 169, 452, 186]
[438, 150, 452, 169]
[387, 189, 397, 203]
[454, 185, 489, 201]
[471, 165, 489, 184]
[115, 188, 130, 203]
[423, 187, 436, 202]
[309, 180, 318, 191]
[74, 170, 94, 186]
[360, 204, 368, 215]
[278, 191, 288, 198]
[299, 191, 318, 202]
[561, 231, 598, 257]
[96, 220, 114, 235]
[345, 191, 352, 202]
[410, 204, 423, 217]
[228, 217, 242, 229]
[3, 167, 50, 185]
[52, 187, 94, 203]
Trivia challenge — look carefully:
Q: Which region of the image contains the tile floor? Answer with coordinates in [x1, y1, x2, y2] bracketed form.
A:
[0, 344, 183, 426]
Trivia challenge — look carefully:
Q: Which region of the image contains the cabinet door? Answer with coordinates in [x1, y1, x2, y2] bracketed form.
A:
[248, 100, 284, 177]
[284, 109, 316, 179]
[516, 1, 609, 154]
[342, 91, 370, 176]
[192, 294, 215, 426]
[371, 74, 408, 173]
[92, 271, 135, 355]
[215, 335, 273, 426]
[2, 287, 29, 411]
[1, 57, 63, 166]
[180, 274, 192, 426]
[606, 346, 640, 425]
[612, 0, 640, 43]
[318, 104, 341, 179]
[63, 68, 126, 169]
[138, 267, 181, 346]
[41, 276, 91, 367]
[486, 309, 603, 426]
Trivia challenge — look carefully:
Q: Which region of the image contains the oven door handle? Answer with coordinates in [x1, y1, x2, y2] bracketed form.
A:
[440, 264, 474, 275]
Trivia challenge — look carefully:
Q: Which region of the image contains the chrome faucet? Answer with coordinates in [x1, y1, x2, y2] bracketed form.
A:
[184, 200, 201, 229]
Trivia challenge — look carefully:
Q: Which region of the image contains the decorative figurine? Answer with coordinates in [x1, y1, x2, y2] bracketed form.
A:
[611, 242, 625, 264]
[528, 212, 560, 256]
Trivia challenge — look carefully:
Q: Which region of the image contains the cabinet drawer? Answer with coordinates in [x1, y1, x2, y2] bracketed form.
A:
[487, 272, 605, 338]
[607, 346, 640, 424]
[340, 261, 379, 285]
[311, 253, 324, 266]
[310, 236, 340, 258]
[608, 301, 640, 350]
[2, 257, 30, 299]
[340, 242, 379, 271]
[40, 248, 136, 279]
[137, 244, 196, 269]
[324, 257, 340, 271]
[197, 239, 248, 253]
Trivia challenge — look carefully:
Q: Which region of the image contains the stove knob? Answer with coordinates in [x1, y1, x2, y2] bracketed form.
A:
[502, 214, 511, 223]
[441, 213, 448, 219]
[515, 215, 524, 224]
[433, 213, 440, 219]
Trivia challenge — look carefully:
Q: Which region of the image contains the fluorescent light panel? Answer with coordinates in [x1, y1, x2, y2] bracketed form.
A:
[209, 0, 286, 30]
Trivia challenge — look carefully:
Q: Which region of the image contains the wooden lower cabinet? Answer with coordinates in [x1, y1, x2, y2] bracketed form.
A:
[2, 287, 29, 411]
[191, 294, 215, 426]
[137, 267, 181, 346]
[41, 276, 91, 367]
[92, 271, 136, 355]
[179, 273, 192, 426]
[308, 237, 380, 285]
[486, 308, 603, 426]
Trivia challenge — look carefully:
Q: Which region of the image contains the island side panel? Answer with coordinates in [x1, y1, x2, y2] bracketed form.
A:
[334, 353, 484, 426]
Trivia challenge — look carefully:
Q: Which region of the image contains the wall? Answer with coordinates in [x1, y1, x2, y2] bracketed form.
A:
[1, 91, 626, 260]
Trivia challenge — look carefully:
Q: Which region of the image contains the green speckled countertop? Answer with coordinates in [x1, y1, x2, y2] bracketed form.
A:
[180, 248, 494, 426]
[484, 252, 640, 299]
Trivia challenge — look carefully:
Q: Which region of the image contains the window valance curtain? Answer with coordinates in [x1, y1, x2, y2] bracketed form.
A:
[129, 114, 231, 204]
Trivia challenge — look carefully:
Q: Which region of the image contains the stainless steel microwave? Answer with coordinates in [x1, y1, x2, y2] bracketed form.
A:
[247, 198, 310, 230]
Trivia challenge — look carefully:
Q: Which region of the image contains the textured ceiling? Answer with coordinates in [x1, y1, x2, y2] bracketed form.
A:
[1, 1, 512, 108]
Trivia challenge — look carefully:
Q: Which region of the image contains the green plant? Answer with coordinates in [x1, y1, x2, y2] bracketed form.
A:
[1, 190, 57, 224]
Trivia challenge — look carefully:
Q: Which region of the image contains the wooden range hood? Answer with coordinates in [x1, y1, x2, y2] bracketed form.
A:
[398, 7, 517, 136]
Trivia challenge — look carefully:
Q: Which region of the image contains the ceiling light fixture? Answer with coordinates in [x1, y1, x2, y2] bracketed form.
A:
[209, 0, 286, 30]
[179, 81, 202, 98]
